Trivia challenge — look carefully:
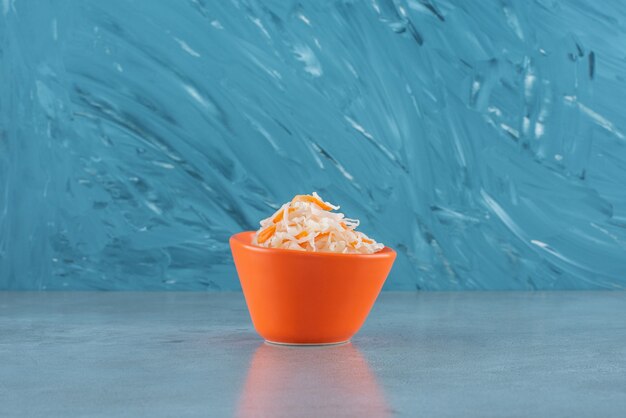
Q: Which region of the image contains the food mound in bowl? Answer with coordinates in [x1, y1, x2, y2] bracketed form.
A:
[252, 193, 384, 254]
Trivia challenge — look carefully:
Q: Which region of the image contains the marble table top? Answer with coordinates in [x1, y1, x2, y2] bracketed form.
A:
[2, 291, 625, 417]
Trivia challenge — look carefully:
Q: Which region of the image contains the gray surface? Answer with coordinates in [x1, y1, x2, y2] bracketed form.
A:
[1, 292, 626, 417]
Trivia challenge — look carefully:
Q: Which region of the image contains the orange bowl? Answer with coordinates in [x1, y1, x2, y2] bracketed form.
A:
[230, 231, 396, 345]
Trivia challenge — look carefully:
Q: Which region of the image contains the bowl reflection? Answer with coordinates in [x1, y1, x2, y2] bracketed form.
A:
[237, 342, 390, 418]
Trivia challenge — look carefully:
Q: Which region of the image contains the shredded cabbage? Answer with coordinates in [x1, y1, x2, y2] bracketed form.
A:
[252, 193, 384, 254]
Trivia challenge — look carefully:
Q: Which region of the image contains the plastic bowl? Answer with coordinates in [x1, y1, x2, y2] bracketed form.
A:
[230, 231, 396, 345]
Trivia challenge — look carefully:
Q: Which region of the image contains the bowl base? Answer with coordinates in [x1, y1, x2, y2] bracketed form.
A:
[264, 339, 350, 347]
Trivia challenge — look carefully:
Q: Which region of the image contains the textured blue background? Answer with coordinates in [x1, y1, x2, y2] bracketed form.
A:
[1, 0, 625, 290]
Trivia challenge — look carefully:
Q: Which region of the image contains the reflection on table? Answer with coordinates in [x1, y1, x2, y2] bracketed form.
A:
[237, 342, 390, 418]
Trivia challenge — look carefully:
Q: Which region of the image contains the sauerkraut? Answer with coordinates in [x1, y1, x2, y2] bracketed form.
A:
[252, 193, 384, 254]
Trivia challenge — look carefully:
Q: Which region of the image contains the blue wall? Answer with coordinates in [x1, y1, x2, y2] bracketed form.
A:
[1, 0, 625, 290]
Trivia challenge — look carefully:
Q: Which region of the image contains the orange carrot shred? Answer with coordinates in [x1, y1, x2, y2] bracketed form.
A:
[291, 195, 333, 211]
[295, 231, 308, 239]
[362, 237, 373, 244]
[272, 207, 296, 223]
[257, 224, 276, 243]
[314, 232, 330, 241]
[272, 211, 284, 223]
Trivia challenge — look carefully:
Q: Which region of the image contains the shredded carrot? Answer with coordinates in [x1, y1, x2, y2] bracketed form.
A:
[257, 224, 276, 243]
[272, 207, 295, 223]
[291, 195, 333, 211]
[272, 212, 283, 223]
[253, 192, 384, 254]
[314, 232, 330, 241]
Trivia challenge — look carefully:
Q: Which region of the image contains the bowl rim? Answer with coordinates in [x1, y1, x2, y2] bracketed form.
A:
[230, 231, 396, 259]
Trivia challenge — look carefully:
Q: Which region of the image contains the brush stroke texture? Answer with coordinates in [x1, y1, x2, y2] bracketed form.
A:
[1, 0, 626, 290]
